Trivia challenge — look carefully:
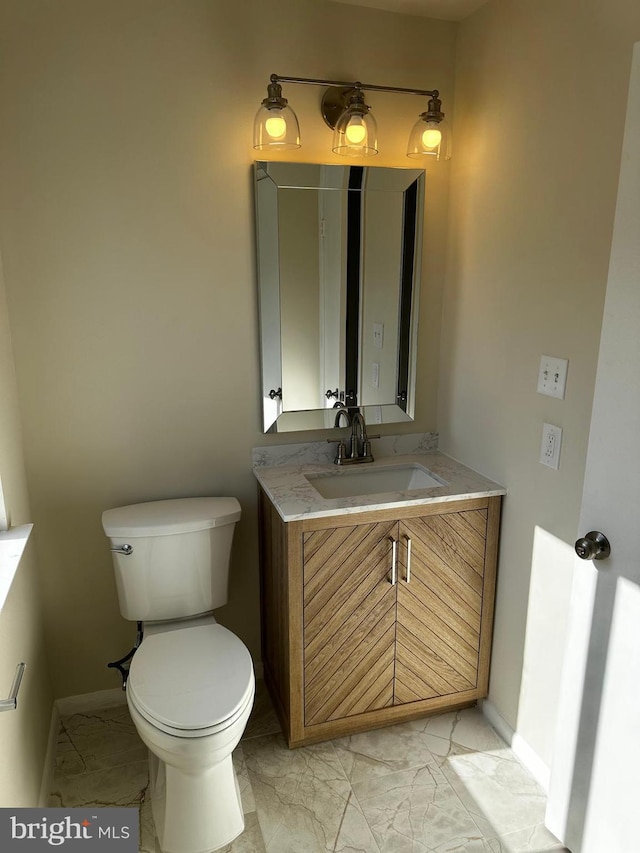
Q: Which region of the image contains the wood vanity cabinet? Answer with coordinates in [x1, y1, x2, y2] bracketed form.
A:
[258, 489, 501, 748]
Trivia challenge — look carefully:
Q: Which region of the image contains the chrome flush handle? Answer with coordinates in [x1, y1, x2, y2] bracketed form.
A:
[111, 544, 134, 556]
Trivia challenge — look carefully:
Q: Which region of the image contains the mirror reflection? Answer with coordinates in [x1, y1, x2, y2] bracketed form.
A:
[255, 162, 424, 433]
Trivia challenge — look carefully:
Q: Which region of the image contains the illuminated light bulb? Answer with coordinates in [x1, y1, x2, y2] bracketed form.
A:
[265, 114, 287, 139]
[345, 117, 367, 145]
[421, 126, 442, 149]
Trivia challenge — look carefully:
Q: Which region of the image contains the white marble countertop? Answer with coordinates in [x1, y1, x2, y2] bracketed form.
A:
[254, 451, 506, 522]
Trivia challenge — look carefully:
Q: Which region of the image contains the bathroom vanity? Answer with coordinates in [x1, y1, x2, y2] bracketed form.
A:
[254, 451, 505, 748]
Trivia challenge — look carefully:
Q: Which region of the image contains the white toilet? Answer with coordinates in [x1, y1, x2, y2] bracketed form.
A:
[102, 497, 255, 853]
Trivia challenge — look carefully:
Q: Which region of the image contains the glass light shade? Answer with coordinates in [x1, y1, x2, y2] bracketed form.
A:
[253, 104, 301, 150]
[406, 117, 452, 160]
[332, 109, 378, 157]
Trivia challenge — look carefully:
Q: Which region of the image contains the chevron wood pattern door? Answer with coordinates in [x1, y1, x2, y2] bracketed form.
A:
[395, 509, 488, 704]
[303, 520, 398, 726]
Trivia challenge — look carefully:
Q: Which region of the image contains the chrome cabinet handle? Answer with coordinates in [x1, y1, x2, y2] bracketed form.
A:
[0, 663, 26, 712]
[110, 544, 134, 556]
[406, 537, 412, 583]
[390, 538, 397, 585]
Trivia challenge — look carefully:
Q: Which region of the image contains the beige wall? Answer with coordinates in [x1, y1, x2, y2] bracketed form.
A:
[0, 255, 53, 805]
[444, 0, 640, 766]
[0, 0, 456, 697]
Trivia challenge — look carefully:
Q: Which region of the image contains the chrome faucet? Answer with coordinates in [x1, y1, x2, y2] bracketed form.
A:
[330, 410, 379, 465]
[333, 407, 351, 429]
[349, 412, 368, 460]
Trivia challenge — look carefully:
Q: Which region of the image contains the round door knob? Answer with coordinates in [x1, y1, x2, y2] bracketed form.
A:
[575, 531, 611, 561]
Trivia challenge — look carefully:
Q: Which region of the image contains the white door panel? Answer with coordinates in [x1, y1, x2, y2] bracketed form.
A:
[546, 41, 640, 851]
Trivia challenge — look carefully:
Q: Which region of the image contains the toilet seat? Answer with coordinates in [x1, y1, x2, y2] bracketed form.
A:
[129, 685, 254, 739]
[127, 623, 254, 739]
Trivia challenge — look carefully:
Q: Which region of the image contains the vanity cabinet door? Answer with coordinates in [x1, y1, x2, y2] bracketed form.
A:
[395, 509, 488, 704]
[302, 520, 398, 726]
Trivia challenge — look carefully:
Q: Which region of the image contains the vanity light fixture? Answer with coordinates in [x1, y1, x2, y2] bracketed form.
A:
[253, 78, 301, 151]
[253, 74, 451, 160]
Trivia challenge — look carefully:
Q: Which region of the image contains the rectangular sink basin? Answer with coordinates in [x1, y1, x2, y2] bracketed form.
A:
[306, 464, 447, 500]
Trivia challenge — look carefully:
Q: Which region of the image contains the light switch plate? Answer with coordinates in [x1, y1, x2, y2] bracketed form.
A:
[373, 322, 384, 349]
[537, 355, 568, 399]
[540, 423, 562, 469]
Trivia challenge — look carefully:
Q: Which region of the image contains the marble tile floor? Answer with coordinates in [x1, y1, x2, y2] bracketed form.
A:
[50, 684, 568, 853]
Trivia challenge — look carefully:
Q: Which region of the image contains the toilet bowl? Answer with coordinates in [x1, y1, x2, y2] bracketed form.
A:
[102, 497, 254, 853]
[127, 622, 255, 853]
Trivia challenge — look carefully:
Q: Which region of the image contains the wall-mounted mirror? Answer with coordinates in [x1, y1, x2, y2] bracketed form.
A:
[255, 161, 424, 433]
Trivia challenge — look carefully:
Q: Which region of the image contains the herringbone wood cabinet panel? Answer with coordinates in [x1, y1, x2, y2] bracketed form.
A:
[395, 513, 485, 704]
[303, 521, 397, 725]
[258, 489, 501, 747]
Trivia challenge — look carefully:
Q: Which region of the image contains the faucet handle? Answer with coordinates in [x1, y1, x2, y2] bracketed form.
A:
[334, 441, 347, 464]
[361, 434, 380, 462]
[326, 438, 348, 464]
[361, 440, 375, 462]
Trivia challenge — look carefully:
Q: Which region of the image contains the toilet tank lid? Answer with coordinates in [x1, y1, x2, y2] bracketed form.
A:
[102, 497, 241, 538]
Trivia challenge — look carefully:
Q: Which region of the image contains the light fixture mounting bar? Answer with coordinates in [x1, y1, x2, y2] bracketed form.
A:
[270, 73, 438, 99]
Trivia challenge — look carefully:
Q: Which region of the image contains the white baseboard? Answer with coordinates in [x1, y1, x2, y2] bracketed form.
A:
[56, 687, 127, 718]
[481, 699, 550, 792]
[481, 698, 515, 747]
[38, 703, 60, 807]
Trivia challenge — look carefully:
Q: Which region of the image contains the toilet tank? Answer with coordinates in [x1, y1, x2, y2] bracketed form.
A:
[102, 497, 241, 622]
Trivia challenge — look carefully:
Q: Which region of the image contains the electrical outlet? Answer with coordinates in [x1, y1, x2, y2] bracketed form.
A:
[537, 355, 568, 399]
[372, 362, 380, 388]
[540, 423, 562, 469]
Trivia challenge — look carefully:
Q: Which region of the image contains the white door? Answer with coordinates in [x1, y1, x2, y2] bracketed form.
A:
[545, 43, 640, 852]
